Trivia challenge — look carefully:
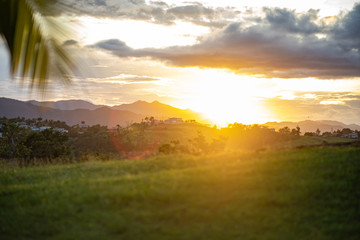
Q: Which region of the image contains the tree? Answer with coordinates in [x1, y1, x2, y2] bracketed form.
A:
[149, 116, 155, 126]
[0, 121, 30, 158]
[304, 132, 314, 136]
[0, 0, 77, 90]
[25, 128, 70, 159]
[279, 126, 290, 134]
[189, 131, 209, 155]
[290, 126, 301, 136]
[341, 128, 352, 135]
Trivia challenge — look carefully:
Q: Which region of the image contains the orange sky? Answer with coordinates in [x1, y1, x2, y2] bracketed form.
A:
[1, 0, 360, 125]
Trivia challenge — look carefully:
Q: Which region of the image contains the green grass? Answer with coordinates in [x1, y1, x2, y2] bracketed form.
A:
[271, 136, 356, 149]
[1, 147, 359, 240]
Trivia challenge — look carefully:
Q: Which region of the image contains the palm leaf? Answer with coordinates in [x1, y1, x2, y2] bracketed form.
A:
[0, 0, 76, 91]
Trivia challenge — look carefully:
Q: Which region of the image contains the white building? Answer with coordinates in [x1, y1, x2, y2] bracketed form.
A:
[79, 124, 89, 128]
[39, 126, 51, 131]
[54, 128, 69, 133]
[343, 133, 358, 139]
[31, 127, 40, 131]
[164, 118, 183, 124]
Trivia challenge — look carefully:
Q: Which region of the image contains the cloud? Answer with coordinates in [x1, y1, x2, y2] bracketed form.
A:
[57, 0, 239, 28]
[106, 74, 165, 84]
[91, 3, 360, 79]
[167, 4, 214, 19]
[330, 3, 360, 47]
[94, 0, 107, 6]
[63, 39, 79, 46]
[92, 39, 133, 56]
[263, 93, 360, 124]
[264, 7, 321, 34]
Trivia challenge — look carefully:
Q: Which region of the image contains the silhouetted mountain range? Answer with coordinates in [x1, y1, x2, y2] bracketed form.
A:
[27, 99, 201, 120]
[0, 98, 202, 127]
[1, 97, 359, 131]
[27, 99, 102, 110]
[263, 120, 360, 133]
[111, 100, 200, 120]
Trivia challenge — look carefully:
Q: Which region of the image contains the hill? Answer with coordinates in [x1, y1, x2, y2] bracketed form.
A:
[0, 98, 204, 127]
[0, 98, 142, 127]
[112, 100, 202, 120]
[2, 98, 359, 130]
[1, 147, 359, 239]
[27, 99, 102, 110]
[263, 120, 360, 133]
[25, 99, 203, 121]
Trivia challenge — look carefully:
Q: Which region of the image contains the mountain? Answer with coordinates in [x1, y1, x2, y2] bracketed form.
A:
[25, 99, 203, 121]
[0, 98, 204, 127]
[112, 100, 202, 120]
[263, 120, 360, 133]
[0, 98, 143, 127]
[0, 98, 44, 119]
[27, 99, 102, 110]
[4, 97, 358, 131]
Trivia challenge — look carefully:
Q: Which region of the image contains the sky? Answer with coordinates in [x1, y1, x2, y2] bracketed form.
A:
[1, 0, 360, 126]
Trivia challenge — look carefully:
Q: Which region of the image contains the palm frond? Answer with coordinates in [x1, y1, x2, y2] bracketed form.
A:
[0, 0, 76, 91]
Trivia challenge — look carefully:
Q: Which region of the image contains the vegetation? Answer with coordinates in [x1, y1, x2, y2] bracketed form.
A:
[0, 117, 359, 239]
[0, 117, 358, 165]
[1, 147, 359, 239]
[0, 118, 70, 161]
[0, 0, 76, 90]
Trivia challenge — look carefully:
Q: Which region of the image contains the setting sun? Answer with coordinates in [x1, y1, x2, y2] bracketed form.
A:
[177, 69, 272, 125]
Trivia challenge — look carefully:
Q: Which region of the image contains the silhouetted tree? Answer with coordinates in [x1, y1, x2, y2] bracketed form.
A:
[0, 122, 29, 158]
[291, 126, 301, 136]
[279, 126, 290, 134]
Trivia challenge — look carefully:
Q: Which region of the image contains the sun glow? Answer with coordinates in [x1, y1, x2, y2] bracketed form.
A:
[179, 69, 273, 126]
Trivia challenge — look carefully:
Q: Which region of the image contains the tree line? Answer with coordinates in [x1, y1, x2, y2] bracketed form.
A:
[1, 117, 358, 164]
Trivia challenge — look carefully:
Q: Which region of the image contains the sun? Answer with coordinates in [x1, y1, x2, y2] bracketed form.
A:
[180, 69, 272, 126]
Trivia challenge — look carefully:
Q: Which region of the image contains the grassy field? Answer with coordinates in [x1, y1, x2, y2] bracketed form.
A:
[270, 136, 356, 150]
[1, 147, 359, 240]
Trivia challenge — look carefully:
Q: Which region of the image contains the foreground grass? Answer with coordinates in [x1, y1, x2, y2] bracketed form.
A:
[270, 136, 356, 150]
[1, 147, 359, 240]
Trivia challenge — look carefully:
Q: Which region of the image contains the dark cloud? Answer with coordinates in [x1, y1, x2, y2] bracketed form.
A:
[264, 8, 321, 34]
[57, 0, 238, 28]
[330, 3, 360, 49]
[94, 0, 107, 6]
[63, 39, 78, 46]
[91, 3, 360, 79]
[167, 4, 214, 18]
[91, 39, 134, 56]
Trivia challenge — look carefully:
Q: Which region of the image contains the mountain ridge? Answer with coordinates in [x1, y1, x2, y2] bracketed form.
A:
[27, 99, 103, 110]
[263, 120, 360, 133]
[1, 97, 359, 131]
[111, 100, 200, 120]
[0, 97, 204, 127]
